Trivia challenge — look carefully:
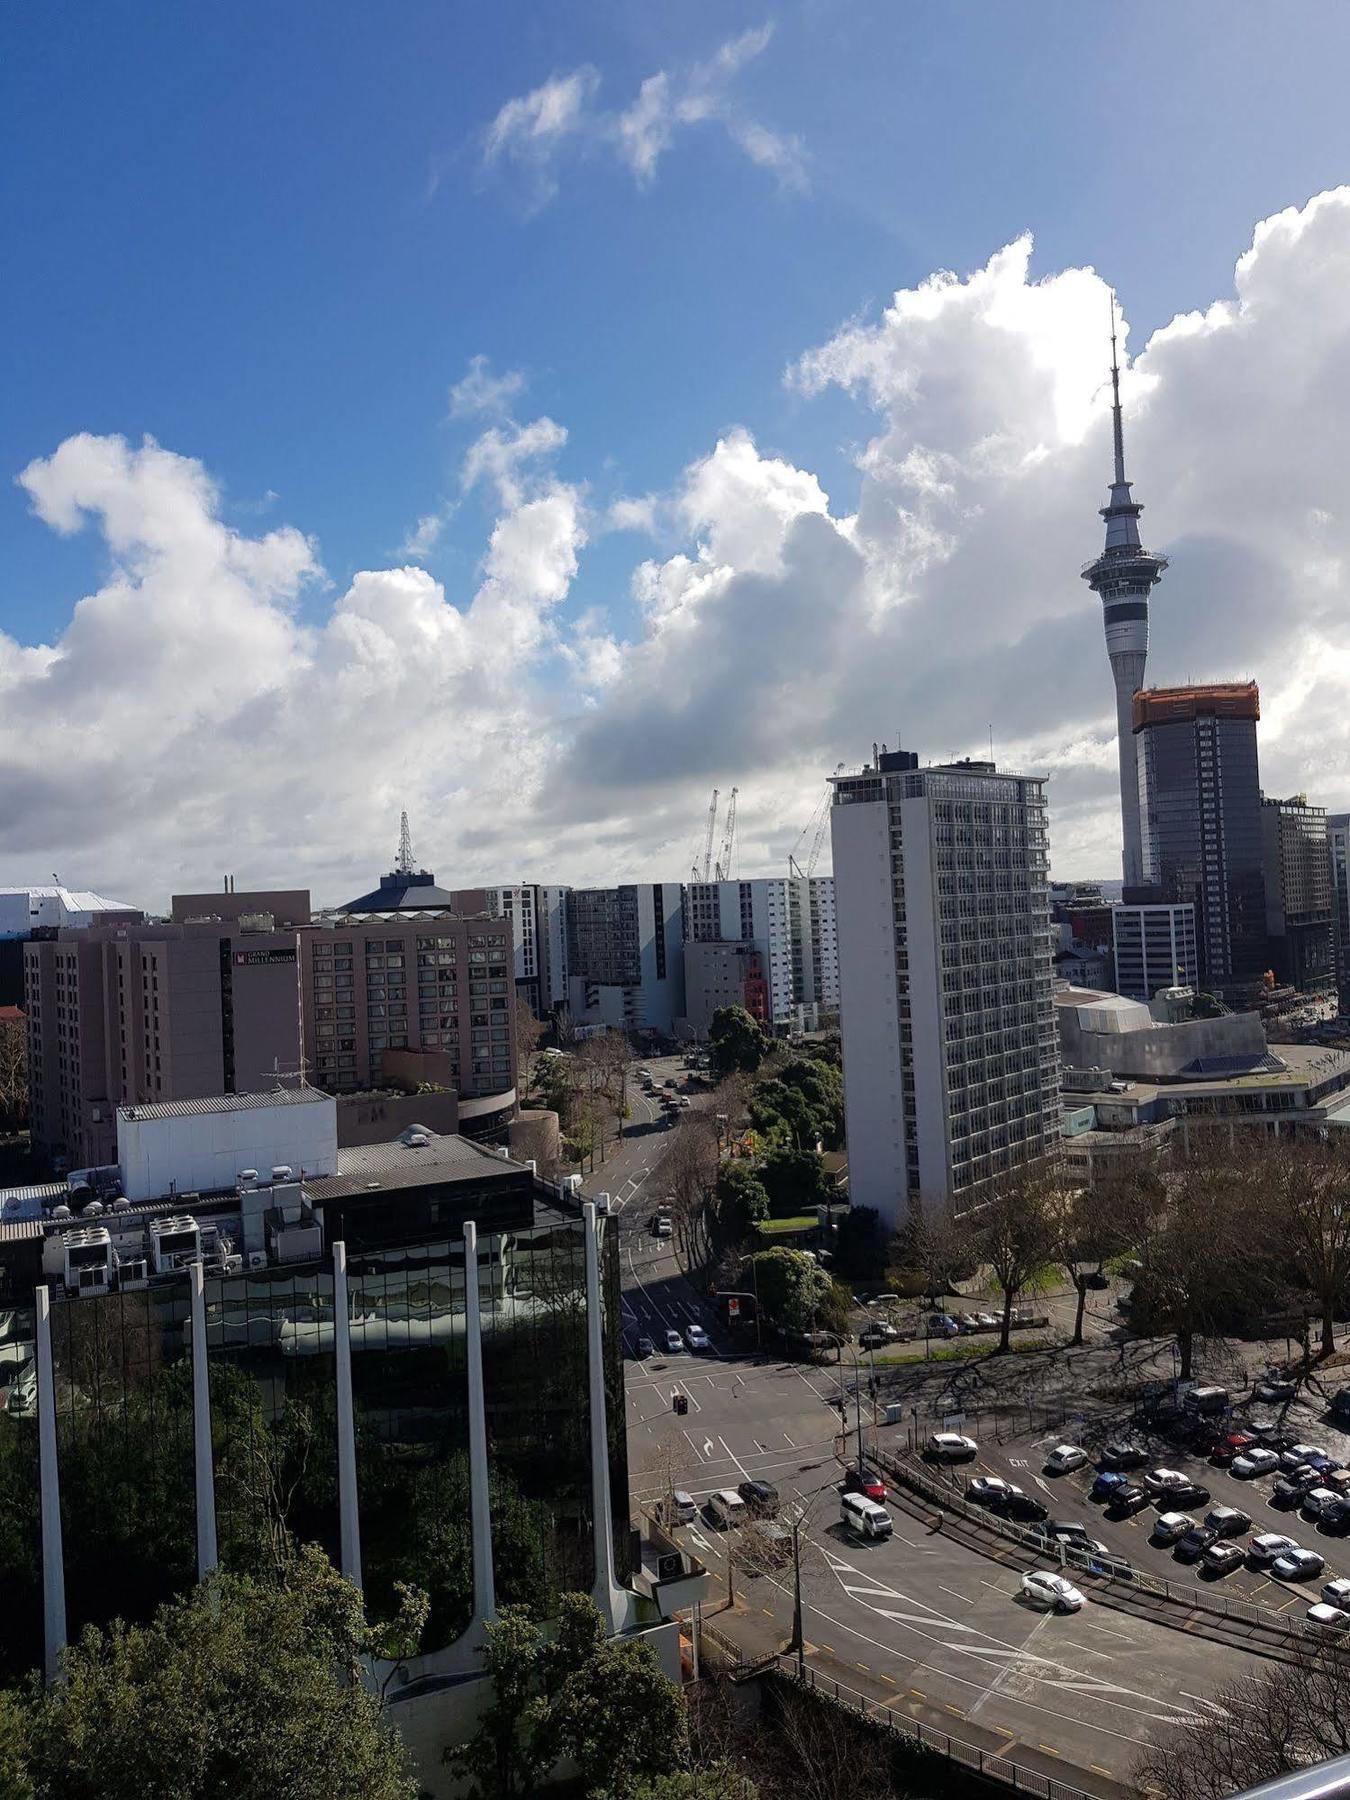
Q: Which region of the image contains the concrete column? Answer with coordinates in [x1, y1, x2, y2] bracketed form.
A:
[462, 1221, 495, 1624]
[189, 1261, 218, 1579]
[583, 1202, 619, 1621]
[35, 1285, 66, 1685]
[332, 1241, 362, 1589]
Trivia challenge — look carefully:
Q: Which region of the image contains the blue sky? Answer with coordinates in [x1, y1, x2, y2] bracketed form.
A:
[6, 2, 1350, 900]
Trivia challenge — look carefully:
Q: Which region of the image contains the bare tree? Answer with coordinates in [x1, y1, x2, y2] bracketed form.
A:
[1135, 1128, 1282, 1379]
[0, 1015, 27, 1128]
[1055, 1160, 1161, 1347]
[664, 1114, 721, 1270]
[513, 996, 544, 1064]
[1135, 1635, 1350, 1799]
[590, 1029, 634, 1140]
[970, 1165, 1060, 1352]
[906, 1201, 968, 1308]
[1262, 1134, 1350, 1357]
[758, 1680, 892, 1800]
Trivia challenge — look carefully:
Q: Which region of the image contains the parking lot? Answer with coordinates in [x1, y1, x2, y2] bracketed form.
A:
[936, 1404, 1350, 1620]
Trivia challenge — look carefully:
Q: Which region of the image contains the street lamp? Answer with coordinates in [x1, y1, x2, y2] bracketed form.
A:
[784, 1475, 848, 1679]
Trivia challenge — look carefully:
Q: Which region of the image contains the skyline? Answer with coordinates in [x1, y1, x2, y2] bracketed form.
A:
[7, 5, 1350, 905]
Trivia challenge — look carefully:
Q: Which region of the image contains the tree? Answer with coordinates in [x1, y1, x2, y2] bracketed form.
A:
[708, 1008, 766, 1080]
[1132, 1132, 1283, 1379]
[665, 1115, 720, 1268]
[21, 1545, 416, 1800]
[1055, 1165, 1160, 1347]
[905, 1203, 967, 1306]
[0, 1020, 25, 1131]
[969, 1167, 1059, 1352]
[590, 1030, 634, 1141]
[714, 1163, 769, 1240]
[758, 1146, 828, 1219]
[749, 1248, 832, 1335]
[1134, 1635, 1350, 1799]
[1263, 1136, 1350, 1357]
[830, 1206, 891, 1282]
[619, 1769, 758, 1800]
[514, 997, 545, 1064]
[448, 1595, 688, 1800]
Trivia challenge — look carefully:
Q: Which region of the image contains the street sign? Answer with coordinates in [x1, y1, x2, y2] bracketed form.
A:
[728, 1297, 741, 1319]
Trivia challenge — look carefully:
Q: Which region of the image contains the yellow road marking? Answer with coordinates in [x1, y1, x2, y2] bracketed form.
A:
[856, 1662, 869, 1672]
[1039, 1743, 1062, 1756]
[1091, 1765, 1114, 1778]
[878, 1672, 898, 1686]
[946, 1703, 965, 1717]
[910, 1687, 926, 1700]
[819, 1642, 835, 1653]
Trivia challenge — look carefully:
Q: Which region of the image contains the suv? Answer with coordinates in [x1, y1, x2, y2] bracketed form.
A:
[737, 1479, 780, 1515]
[652, 1215, 674, 1239]
[1205, 1506, 1253, 1538]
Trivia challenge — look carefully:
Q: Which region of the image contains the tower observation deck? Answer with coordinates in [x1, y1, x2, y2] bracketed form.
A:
[1081, 308, 1168, 890]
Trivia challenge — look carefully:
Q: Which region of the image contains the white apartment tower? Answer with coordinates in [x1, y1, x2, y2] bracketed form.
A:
[483, 885, 571, 1016]
[683, 877, 838, 1030]
[830, 750, 1060, 1230]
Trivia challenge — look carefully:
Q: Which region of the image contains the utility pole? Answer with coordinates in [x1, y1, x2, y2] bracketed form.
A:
[788, 1510, 805, 1678]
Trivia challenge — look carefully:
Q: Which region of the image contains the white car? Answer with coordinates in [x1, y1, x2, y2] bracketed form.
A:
[1044, 1444, 1088, 1475]
[1021, 1571, 1084, 1612]
[1308, 1603, 1350, 1631]
[1152, 1511, 1196, 1544]
[1282, 1444, 1328, 1470]
[1321, 1577, 1350, 1609]
[1231, 1447, 1281, 1478]
[1304, 1487, 1341, 1519]
[1249, 1533, 1300, 1567]
[926, 1432, 978, 1461]
[1273, 1548, 1326, 1581]
[1144, 1467, 1189, 1495]
[684, 1324, 710, 1353]
[664, 1329, 683, 1354]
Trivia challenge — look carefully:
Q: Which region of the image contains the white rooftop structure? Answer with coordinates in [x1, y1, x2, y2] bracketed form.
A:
[116, 1087, 338, 1203]
[0, 886, 138, 938]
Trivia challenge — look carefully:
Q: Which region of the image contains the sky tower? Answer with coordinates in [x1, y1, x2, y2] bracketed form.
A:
[1081, 305, 1168, 890]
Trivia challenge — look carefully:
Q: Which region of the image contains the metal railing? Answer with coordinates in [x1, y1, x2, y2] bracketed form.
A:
[877, 1445, 1315, 1645]
[776, 1663, 1100, 1800]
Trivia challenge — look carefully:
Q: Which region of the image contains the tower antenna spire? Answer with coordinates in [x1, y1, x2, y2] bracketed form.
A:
[396, 810, 415, 875]
[1109, 293, 1126, 488]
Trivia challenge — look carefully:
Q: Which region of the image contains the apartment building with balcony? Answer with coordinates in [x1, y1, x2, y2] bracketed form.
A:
[830, 750, 1060, 1228]
[683, 876, 838, 1032]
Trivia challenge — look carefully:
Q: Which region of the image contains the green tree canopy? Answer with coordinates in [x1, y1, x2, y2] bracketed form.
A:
[715, 1162, 770, 1238]
[759, 1146, 828, 1218]
[750, 1248, 833, 1334]
[19, 1546, 415, 1800]
[618, 1769, 759, 1800]
[708, 1008, 767, 1079]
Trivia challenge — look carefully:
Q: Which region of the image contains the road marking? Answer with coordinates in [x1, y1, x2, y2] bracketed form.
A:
[702, 1437, 715, 1457]
[783, 1432, 797, 1448]
[1039, 1743, 1061, 1756]
[909, 1687, 926, 1700]
[719, 1435, 752, 1480]
[938, 1584, 976, 1606]
[1090, 1766, 1114, 1779]
[1082, 1621, 1132, 1642]
[946, 1703, 965, 1717]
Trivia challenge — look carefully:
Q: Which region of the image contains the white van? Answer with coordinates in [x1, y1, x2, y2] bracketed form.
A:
[708, 1488, 747, 1530]
[663, 1490, 696, 1527]
[840, 1492, 893, 1540]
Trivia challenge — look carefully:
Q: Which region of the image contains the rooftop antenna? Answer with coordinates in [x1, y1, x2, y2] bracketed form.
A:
[396, 810, 415, 876]
[1109, 292, 1126, 488]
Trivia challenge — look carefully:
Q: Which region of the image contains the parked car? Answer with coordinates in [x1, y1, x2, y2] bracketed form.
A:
[633, 1335, 655, 1360]
[1282, 1444, 1329, 1470]
[1106, 1483, 1152, 1517]
[967, 1476, 1016, 1507]
[1231, 1447, 1281, 1479]
[661, 1490, 697, 1526]
[664, 1329, 683, 1354]
[1248, 1533, 1300, 1567]
[1202, 1542, 1246, 1577]
[1044, 1444, 1088, 1475]
[996, 1492, 1050, 1523]
[737, 1478, 780, 1515]
[1320, 1576, 1350, 1609]
[1091, 1471, 1130, 1502]
[1304, 1487, 1343, 1520]
[1319, 1499, 1350, 1536]
[1273, 1467, 1322, 1506]
[1144, 1467, 1190, 1495]
[1174, 1525, 1220, 1563]
[1209, 1431, 1257, 1466]
[1255, 1376, 1298, 1404]
[1307, 1603, 1350, 1632]
[1084, 1270, 1110, 1290]
[684, 1324, 711, 1353]
[859, 1324, 899, 1349]
[1329, 1388, 1350, 1427]
[1028, 1519, 1091, 1548]
[1098, 1439, 1148, 1471]
[927, 1314, 962, 1338]
[1205, 1506, 1253, 1538]
[1273, 1547, 1326, 1581]
[842, 1466, 887, 1503]
[925, 1432, 978, 1461]
[652, 1215, 674, 1239]
[1152, 1511, 1196, 1545]
[1183, 1384, 1230, 1418]
[1021, 1571, 1084, 1613]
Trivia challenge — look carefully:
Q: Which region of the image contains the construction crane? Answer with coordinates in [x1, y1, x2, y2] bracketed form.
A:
[713, 787, 738, 881]
[788, 766, 843, 878]
[691, 788, 719, 883]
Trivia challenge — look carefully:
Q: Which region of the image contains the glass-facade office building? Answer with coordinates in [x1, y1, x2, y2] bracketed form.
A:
[0, 1206, 630, 1683]
[1134, 683, 1267, 993]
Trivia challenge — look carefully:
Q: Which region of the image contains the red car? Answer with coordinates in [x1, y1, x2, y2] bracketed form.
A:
[1209, 1431, 1257, 1466]
[842, 1466, 887, 1502]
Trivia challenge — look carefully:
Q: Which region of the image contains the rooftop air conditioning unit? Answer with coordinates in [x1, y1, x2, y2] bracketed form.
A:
[62, 1225, 113, 1296]
[270, 1166, 293, 1183]
[220, 1254, 244, 1276]
[116, 1257, 149, 1291]
[247, 1250, 268, 1272]
[238, 1169, 259, 1188]
[111, 1196, 131, 1212]
[149, 1215, 201, 1276]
